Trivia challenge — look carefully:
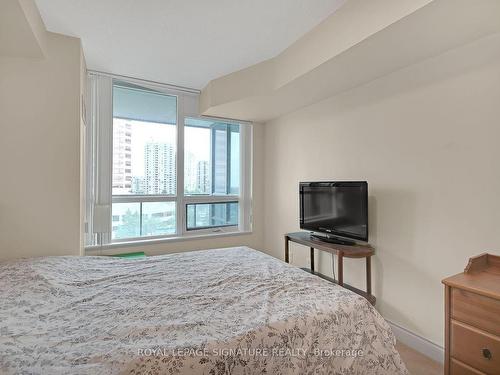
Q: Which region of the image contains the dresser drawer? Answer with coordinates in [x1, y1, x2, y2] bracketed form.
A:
[451, 359, 486, 375]
[452, 288, 500, 336]
[451, 320, 500, 374]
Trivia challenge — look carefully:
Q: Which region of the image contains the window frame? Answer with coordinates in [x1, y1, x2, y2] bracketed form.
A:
[85, 72, 252, 248]
[185, 200, 239, 231]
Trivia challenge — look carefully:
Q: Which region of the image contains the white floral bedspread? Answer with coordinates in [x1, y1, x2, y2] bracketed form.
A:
[0, 247, 408, 374]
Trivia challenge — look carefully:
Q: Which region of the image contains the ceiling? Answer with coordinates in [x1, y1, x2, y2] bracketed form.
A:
[35, 0, 345, 89]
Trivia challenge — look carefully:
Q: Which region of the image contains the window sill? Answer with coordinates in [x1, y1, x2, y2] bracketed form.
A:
[84, 230, 253, 255]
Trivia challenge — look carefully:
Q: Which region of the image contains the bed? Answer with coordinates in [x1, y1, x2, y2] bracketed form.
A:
[0, 246, 408, 374]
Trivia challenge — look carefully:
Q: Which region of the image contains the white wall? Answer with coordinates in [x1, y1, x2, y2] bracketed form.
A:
[263, 35, 500, 347]
[0, 32, 85, 260]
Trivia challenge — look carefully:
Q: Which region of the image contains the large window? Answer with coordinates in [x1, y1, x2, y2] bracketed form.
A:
[85, 73, 252, 246]
[184, 118, 240, 194]
[111, 82, 177, 240]
[184, 117, 241, 231]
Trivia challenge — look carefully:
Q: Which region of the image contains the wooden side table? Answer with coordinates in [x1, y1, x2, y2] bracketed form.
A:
[285, 231, 375, 305]
[442, 253, 500, 375]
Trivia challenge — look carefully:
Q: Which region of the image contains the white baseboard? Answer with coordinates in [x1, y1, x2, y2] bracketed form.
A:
[387, 320, 444, 364]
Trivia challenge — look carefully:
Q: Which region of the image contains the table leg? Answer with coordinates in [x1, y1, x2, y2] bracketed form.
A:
[337, 252, 344, 286]
[310, 247, 314, 272]
[366, 256, 372, 295]
[285, 236, 289, 263]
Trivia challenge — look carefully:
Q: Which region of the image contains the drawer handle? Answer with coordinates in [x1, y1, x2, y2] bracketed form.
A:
[482, 348, 492, 360]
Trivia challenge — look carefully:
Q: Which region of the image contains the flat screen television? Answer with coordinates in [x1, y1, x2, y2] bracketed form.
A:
[299, 181, 368, 244]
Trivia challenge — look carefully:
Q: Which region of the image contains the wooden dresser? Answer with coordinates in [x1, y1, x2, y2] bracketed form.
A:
[442, 254, 500, 375]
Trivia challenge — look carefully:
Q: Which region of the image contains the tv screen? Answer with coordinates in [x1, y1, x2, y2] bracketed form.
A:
[299, 181, 368, 242]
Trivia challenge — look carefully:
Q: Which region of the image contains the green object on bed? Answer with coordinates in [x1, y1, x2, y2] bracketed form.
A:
[111, 252, 146, 259]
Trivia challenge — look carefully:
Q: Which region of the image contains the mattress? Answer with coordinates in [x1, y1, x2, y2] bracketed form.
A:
[0, 246, 408, 374]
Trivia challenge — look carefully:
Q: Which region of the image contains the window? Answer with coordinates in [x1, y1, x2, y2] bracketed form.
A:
[183, 117, 241, 232]
[184, 118, 241, 194]
[110, 81, 177, 240]
[85, 73, 252, 247]
[111, 201, 176, 239]
[186, 202, 238, 230]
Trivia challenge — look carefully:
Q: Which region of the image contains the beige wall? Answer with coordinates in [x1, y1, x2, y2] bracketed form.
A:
[1, 0, 497, 351]
[0, 32, 84, 260]
[88, 121, 265, 257]
[0, 24, 264, 260]
[200, 1, 500, 123]
[262, 37, 500, 347]
[0, 0, 47, 58]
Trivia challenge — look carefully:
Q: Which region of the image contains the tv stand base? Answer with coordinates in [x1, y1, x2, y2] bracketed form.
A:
[284, 231, 375, 305]
[300, 268, 376, 305]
